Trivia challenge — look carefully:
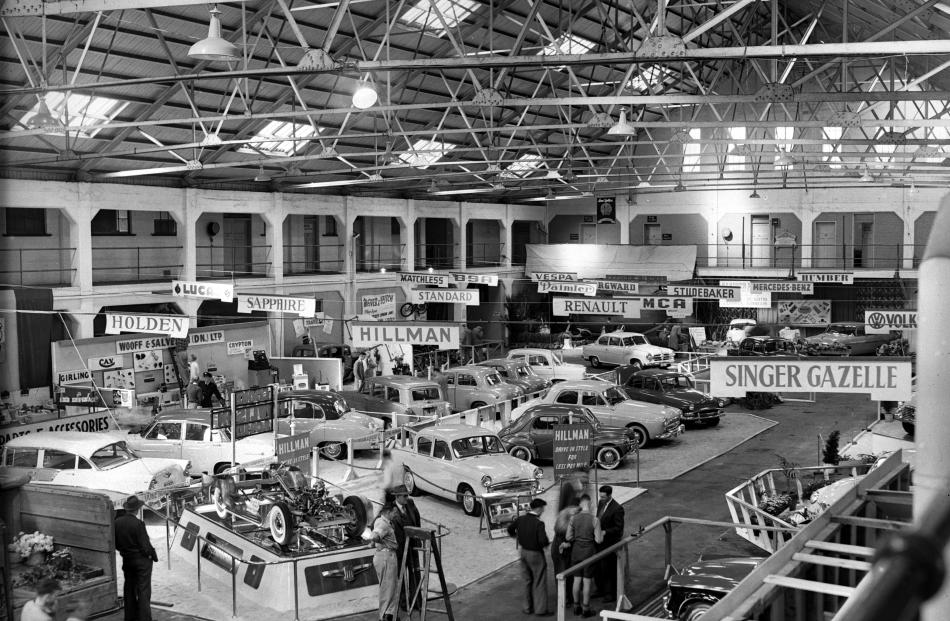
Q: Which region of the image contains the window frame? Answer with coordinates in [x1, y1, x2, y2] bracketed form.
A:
[4, 208, 48, 237]
[91, 209, 133, 236]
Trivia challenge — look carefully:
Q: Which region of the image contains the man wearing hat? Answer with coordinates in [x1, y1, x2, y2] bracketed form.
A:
[507, 498, 552, 616]
[595, 485, 625, 603]
[370, 504, 400, 621]
[389, 485, 422, 609]
[115, 495, 159, 621]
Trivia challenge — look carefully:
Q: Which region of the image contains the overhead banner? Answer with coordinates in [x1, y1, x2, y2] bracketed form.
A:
[589, 280, 639, 294]
[451, 273, 499, 286]
[105, 313, 188, 338]
[115, 335, 175, 354]
[751, 281, 814, 295]
[710, 357, 913, 401]
[238, 293, 316, 317]
[188, 331, 224, 347]
[538, 281, 598, 297]
[596, 196, 616, 223]
[399, 272, 449, 287]
[57, 369, 92, 385]
[0, 411, 117, 450]
[530, 272, 578, 282]
[865, 310, 918, 334]
[171, 280, 234, 302]
[668, 285, 741, 301]
[797, 272, 854, 285]
[625, 296, 693, 318]
[777, 300, 832, 326]
[302, 313, 327, 327]
[552, 297, 642, 318]
[553, 423, 593, 478]
[410, 288, 480, 306]
[719, 281, 772, 309]
[361, 293, 397, 320]
[351, 322, 460, 350]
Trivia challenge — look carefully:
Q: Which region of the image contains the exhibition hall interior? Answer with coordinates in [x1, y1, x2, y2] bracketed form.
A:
[0, 1, 948, 620]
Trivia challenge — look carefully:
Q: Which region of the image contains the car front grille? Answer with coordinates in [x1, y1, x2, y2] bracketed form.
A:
[488, 480, 536, 493]
[664, 416, 682, 432]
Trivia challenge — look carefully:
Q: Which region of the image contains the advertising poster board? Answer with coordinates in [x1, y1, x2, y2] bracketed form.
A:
[864, 310, 917, 334]
[552, 297, 642, 318]
[777, 300, 832, 326]
[361, 293, 397, 321]
[553, 423, 593, 478]
[211, 386, 275, 440]
[0, 411, 118, 450]
[276, 432, 313, 468]
[480, 492, 534, 539]
[688, 327, 707, 346]
[350, 322, 460, 351]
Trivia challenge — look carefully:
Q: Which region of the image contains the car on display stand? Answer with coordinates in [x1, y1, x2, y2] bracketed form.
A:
[276, 390, 381, 459]
[664, 556, 766, 621]
[725, 319, 757, 344]
[497, 404, 636, 470]
[615, 367, 725, 427]
[510, 380, 684, 449]
[581, 331, 676, 370]
[727, 336, 800, 357]
[340, 376, 452, 429]
[895, 392, 916, 435]
[440, 365, 524, 412]
[803, 323, 895, 356]
[477, 358, 552, 396]
[391, 424, 544, 516]
[1, 431, 191, 505]
[505, 348, 587, 383]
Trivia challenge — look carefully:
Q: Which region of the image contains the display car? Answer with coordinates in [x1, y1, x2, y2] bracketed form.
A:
[895, 393, 916, 435]
[1, 431, 190, 503]
[803, 323, 895, 356]
[440, 365, 524, 412]
[510, 380, 683, 448]
[127, 410, 278, 475]
[339, 376, 451, 428]
[211, 463, 370, 547]
[727, 336, 801, 357]
[505, 348, 586, 383]
[664, 556, 765, 620]
[725, 319, 757, 343]
[477, 358, 552, 395]
[616, 367, 724, 427]
[497, 404, 636, 470]
[391, 424, 543, 516]
[289, 344, 354, 382]
[276, 390, 381, 459]
[581, 331, 675, 369]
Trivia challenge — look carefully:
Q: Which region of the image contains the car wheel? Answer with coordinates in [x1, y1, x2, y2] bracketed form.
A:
[509, 445, 533, 462]
[629, 360, 643, 370]
[212, 478, 235, 519]
[459, 484, 482, 516]
[320, 441, 347, 460]
[471, 401, 487, 410]
[596, 446, 622, 470]
[213, 462, 231, 475]
[678, 600, 713, 621]
[268, 502, 294, 546]
[705, 417, 720, 427]
[902, 422, 915, 435]
[342, 495, 369, 539]
[589, 356, 601, 368]
[403, 469, 422, 496]
[627, 424, 649, 449]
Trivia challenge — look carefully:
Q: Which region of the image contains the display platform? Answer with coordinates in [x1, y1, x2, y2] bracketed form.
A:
[840, 419, 917, 469]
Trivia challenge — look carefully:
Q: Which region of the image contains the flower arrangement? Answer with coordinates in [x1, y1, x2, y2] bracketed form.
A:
[8, 531, 54, 560]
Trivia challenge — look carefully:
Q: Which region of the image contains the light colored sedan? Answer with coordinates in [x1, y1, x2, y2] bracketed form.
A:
[581, 331, 675, 369]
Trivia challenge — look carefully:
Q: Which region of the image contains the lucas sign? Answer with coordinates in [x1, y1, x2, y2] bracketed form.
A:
[172, 280, 233, 302]
[552, 297, 641, 318]
[710, 357, 912, 401]
[864, 310, 917, 334]
[105, 313, 188, 338]
[410, 289, 480, 306]
[238, 294, 316, 317]
[351, 322, 460, 350]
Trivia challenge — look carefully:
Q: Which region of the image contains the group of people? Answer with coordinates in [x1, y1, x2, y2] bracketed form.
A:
[186, 353, 225, 408]
[369, 485, 424, 621]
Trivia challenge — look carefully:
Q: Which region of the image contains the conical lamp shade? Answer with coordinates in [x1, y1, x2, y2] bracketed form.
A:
[27, 98, 60, 130]
[189, 8, 240, 62]
[607, 108, 637, 135]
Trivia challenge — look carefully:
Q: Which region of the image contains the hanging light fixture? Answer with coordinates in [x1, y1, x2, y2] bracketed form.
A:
[859, 166, 874, 183]
[352, 81, 378, 109]
[188, 6, 240, 62]
[27, 96, 61, 131]
[749, 188, 761, 199]
[607, 107, 637, 136]
[774, 152, 794, 167]
[253, 165, 271, 182]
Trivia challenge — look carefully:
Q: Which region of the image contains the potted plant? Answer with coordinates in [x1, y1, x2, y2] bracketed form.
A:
[8, 531, 54, 566]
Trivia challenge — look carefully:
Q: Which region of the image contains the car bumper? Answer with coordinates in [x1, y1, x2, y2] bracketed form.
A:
[682, 408, 723, 423]
[655, 424, 686, 441]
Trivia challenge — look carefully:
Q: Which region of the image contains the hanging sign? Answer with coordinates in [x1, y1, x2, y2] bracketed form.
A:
[596, 196, 616, 223]
[57, 369, 92, 385]
[398, 272, 449, 287]
[688, 327, 707, 346]
[361, 293, 397, 321]
[777, 300, 831, 325]
[227, 340, 254, 355]
[750, 281, 814, 295]
[211, 386, 275, 440]
[171, 280, 234, 302]
[553, 423, 594, 478]
[864, 310, 917, 334]
[626, 296, 693, 318]
[276, 432, 313, 468]
[409, 289, 480, 306]
[719, 281, 772, 309]
[451, 273, 499, 286]
[115, 335, 175, 354]
[302, 313, 327, 327]
[530, 272, 578, 282]
[710, 357, 912, 401]
[0, 411, 117, 450]
[105, 313, 188, 338]
[87, 355, 126, 372]
[552, 297, 641, 318]
[589, 280, 639, 294]
[351, 322, 460, 350]
[668, 285, 741, 301]
[796, 272, 854, 284]
[238, 293, 316, 317]
[188, 331, 225, 346]
[537, 281, 598, 296]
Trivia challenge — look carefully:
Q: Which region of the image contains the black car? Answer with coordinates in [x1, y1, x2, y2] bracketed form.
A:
[727, 336, 800, 357]
[616, 367, 724, 427]
[665, 556, 765, 620]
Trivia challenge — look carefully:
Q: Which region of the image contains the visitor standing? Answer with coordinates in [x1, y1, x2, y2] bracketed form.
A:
[595, 485, 625, 603]
[390, 485, 422, 610]
[566, 494, 602, 617]
[507, 498, 552, 616]
[552, 501, 580, 608]
[198, 372, 224, 408]
[20, 578, 60, 621]
[370, 504, 400, 621]
[354, 352, 368, 391]
[115, 495, 158, 621]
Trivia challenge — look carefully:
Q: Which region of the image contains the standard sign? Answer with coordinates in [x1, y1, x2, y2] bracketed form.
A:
[530, 272, 578, 282]
[351, 323, 460, 350]
[751, 281, 814, 295]
[797, 272, 854, 284]
[590, 280, 639, 294]
[553, 423, 593, 477]
[172, 280, 233, 302]
[537, 281, 598, 296]
[710, 357, 912, 401]
[668, 285, 741, 300]
[552, 297, 641, 318]
[105, 313, 188, 338]
[87, 355, 125, 371]
[399, 272, 449, 287]
[410, 289, 480, 306]
[238, 294, 316, 317]
[189, 331, 224, 346]
[451, 273, 498, 286]
[864, 310, 917, 334]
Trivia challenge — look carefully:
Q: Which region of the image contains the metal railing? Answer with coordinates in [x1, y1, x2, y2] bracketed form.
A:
[196, 244, 271, 279]
[282, 243, 344, 275]
[0, 246, 74, 286]
[91, 246, 182, 283]
[356, 243, 404, 272]
[414, 243, 458, 270]
[466, 242, 505, 268]
[700, 243, 926, 270]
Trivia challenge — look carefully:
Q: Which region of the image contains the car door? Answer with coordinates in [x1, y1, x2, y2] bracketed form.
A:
[590, 335, 610, 360]
[181, 422, 217, 474]
[528, 353, 554, 379]
[1, 446, 40, 479]
[443, 372, 458, 410]
[136, 421, 183, 459]
[430, 439, 455, 494]
[634, 376, 662, 405]
[580, 389, 618, 426]
[411, 435, 436, 494]
[278, 399, 327, 443]
[529, 414, 559, 460]
[457, 373, 478, 409]
[606, 336, 624, 365]
[37, 449, 78, 483]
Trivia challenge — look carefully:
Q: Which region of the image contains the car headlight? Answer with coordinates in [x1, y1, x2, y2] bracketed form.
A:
[533, 468, 543, 479]
[717, 398, 729, 407]
[684, 404, 694, 412]
[184, 461, 192, 475]
[646, 353, 653, 361]
[481, 475, 493, 488]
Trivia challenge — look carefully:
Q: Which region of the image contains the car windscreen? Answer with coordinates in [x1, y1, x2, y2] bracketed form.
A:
[452, 435, 505, 458]
[622, 335, 648, 346]
[90, 441, 137, 469]
[517, 365, 534, 377]
[603, 386, 628, 405]
[485, 373, 502, 386]
[411, 387, 441, 401]
[659, 374, 694, 389]
[327, 398, 352, 420]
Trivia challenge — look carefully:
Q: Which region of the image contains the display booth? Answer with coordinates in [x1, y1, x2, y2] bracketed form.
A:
[269, 357, 344, 391]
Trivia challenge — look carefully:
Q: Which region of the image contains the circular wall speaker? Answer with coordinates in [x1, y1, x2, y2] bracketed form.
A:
[206, 221, 221, 237]
[721, 228, 733, 242]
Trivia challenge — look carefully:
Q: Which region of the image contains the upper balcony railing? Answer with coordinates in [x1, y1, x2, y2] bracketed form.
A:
[466, 242, 505, 268]
[357, 243, 404, 273]
[0, 247, 75, 287]
[414, 243, 458, 270]
[92, 246, 183, 284]
[283, 243, 344, 276]
[701, 243, 928, 271]
[196, 244, 271, 279]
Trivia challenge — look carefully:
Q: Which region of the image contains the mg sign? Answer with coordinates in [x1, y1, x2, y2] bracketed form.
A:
[864, 310, 917, 334]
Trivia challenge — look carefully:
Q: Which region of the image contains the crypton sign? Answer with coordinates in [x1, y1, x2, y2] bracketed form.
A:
[710, 357, 912, 401]
[864, 310, 917, 334]
[552, 297, 641, 318]
[105, 313, 188, 338]
[553, 423, 593, 477]
[409, 289, 480, 305]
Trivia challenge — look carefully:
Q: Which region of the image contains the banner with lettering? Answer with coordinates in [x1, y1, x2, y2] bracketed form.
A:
[530, 272, 578, 282]
[398, 272, 449, 287]
[588, 280, 639, 294]
[864, 310, 917, 334]
[361, 293, 397, 320]
[0, 411, 118, 450]
[172, 280, 234, 302]
[237, 294, 317, 317]
[350, 322, 460, 350]
[105, 313, 188, 338]
[451, 273, 499, 286]
[276, 432, 313, 468]
[719, 281, 772, 309]
[622, 296, 693, 318]
[537, 281, 598, 296]
[553, 423, 593, 477]
[409, 289, 480, 305]
[552, 297, 641, 318]
[796, 272, 854, 285]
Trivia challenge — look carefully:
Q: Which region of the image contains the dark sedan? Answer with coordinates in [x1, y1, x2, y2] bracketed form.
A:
[665, 556, 765, 620]
[616, 367, 724, 427]
[804, 323, 894, 356]
[497, 404, 635, 470]
[727, 336, 800, 357]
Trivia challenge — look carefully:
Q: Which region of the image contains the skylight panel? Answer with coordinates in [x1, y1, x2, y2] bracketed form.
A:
[682, 129, 702, 173]
[540, 32, 596, 56]
[726, 127, 747, 172]
[17, 92, 128, 137]
[502, 153, 543, 178]
[401, 0, 479, 36]
[238, 120, 319, 157]
[398, 138, 456, 169]
[628, 66, 666, 92]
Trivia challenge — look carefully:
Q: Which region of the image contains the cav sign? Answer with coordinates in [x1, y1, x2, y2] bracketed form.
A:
[105, 313, 188, 338]
[552, 297, 641, 318]
[409, 289, 480, 306]
[172, 280, 233, 302]
[710, 357, 912, 401]
[553, 423, 593, 477]
[865, 310, 917, 334]
[87, 355, 125, 371]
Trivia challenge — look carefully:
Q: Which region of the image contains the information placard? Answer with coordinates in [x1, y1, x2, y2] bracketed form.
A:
[211, 386, 275, 440]
[276, 432, 313, 468]
[553, 423, 593, 478]
[480, 493, 533, 539]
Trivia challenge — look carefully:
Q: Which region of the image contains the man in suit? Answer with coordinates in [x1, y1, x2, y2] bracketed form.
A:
[115, 495, 159, 621]
[354, 352, 368, 391]
[595, 485, 625, 602]
[507, 498, 553, 616]
[389, 485, 422, 610]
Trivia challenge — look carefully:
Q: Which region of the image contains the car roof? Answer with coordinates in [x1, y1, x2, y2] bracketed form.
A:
[444, 365, 491, 374]
[418, 424, 498, 440]
[550, 380, 608, 390]
[508, 348, 554, 355]
[729, 319, 757, 325]
[282, 389, 343, 402]
[153, 409, 214, 424]
[369, 376, 438, 387]
[5, 431, 131, 457]
[598, 331, 647, 338]
[479, 358, 517, 367]
[632, 368, 679, 377]
[523, 403, 589, 415]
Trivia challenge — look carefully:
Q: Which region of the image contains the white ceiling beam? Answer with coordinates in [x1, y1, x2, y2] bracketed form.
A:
[0, 0, 250, 17]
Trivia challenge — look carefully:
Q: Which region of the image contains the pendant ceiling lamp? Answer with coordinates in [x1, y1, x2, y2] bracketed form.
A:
[352, 82, 378, 109]
[189, 6, 240, 62]
[27, 97, 60, 131]
[607, 107, 637, 136]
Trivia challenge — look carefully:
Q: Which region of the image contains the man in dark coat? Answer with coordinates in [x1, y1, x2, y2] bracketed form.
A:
[507, 498, 552, 616]
[198, 372, 224, 408]
[595, 485, 625, 602]
[389, 485, 422, 610]
[115, 495, 158, 621]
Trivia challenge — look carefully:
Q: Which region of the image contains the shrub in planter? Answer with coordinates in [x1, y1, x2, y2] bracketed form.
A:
[822, 430, 841, 465]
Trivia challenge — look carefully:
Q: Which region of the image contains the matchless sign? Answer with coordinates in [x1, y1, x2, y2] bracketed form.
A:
[105, 313, 188, 338]
[709, 357, 912, 401]
[409, 288, 480, 305]
[238, 294, 317, 317]
[530, 272, 578, 282]
[553, 423, 593, 477]
[351, 322, 460, 350]
[537, 281, 598, 296]
[552, 297, 642, 318]
[796, 272, 854, 285]
[864, 310, 917, 334]
[668, 285, 741, 300]
[398, 272, 449, 287]
[172, 280, 234, 302]
[451, 273, 499, 286]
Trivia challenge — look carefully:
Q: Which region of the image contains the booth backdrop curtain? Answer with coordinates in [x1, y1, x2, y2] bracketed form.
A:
[14, 287, 53, 390]
[525, 244, 698, 282]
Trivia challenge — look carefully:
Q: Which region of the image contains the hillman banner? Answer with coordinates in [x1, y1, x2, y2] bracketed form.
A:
[105, 313, 188, 338]
[530, 272, 578, 282]
[668, 285, 741, 300]
[709, 357, 912, 401]
[796, 272, 854, 284]
[276, 432, 313, 468]
[553, 423, 593, 477]
[351, 322, 460, 350]
[864, 310, 918, 334]
[399, 272, 449, 287]
[238, 293, 317, 317]
[622, 296, 693, 318]
[171, 280, 234, 302]
[537, 281, 598, 296]
[751, 281, 814, 295]
[409, 288, 480, 305]
[589, 280, 639, 294]
[552, 297, 642, 318]
[451, 273, 499, 286]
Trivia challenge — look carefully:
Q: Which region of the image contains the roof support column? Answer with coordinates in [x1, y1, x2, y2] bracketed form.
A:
[69, 186, 93, 295]
[262, 194, 284, 284]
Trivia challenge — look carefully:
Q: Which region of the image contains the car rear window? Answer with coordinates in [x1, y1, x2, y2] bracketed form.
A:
[411, 387, 441, 401]
[5, 447, 38, 467]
